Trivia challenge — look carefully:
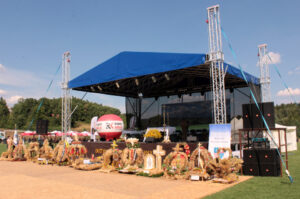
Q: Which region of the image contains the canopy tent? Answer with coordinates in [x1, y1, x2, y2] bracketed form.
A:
[69, 51, 259, 98]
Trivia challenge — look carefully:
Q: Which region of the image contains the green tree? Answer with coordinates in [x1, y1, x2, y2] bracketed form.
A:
[0, 97, 10, 128]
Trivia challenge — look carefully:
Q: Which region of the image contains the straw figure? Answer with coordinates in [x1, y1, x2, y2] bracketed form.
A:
[121, 138, 144, 171]
[24, 141, 40, 161]
[101, 141, 123, 171]
[0, 137, 14, 160]
[38, 139, 53, 161]
[188, 143, 213, 180]
[206, 147, 243, 183]
[52, 140, 69, 165]
[67, 137, 88, 167]
[163, 143, 189, 179]
[12, 138, 27, 161]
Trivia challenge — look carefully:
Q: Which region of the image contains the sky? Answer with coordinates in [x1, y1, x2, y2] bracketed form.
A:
[0, 0, 300, 113]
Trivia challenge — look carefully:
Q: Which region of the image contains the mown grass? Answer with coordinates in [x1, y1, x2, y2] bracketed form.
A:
[0, 143, 7, 156]
[204, 143, 300, 199]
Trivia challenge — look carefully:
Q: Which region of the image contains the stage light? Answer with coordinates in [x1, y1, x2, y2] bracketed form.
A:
[138, 93, 143, 97]
[135, 78, 139, 86]
[151, 76, 157, 83]
[97, 85, 102, 91]
[115, 82, 120, 88]
[90, 86, 95, 91]
[164, 74, 170, 81]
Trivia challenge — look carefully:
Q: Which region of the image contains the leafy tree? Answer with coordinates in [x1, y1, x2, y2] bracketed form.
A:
[275, 103, 300, 138]
[0, 97, 10, 128]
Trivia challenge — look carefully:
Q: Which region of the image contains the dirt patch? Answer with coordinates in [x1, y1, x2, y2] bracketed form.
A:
[0, 161, 251, 199]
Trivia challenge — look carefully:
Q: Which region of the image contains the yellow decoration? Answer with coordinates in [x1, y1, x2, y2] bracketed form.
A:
[144, 129, 162, 139]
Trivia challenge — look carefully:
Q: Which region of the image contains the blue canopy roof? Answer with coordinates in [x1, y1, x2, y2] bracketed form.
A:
[69, 51, 259, 98]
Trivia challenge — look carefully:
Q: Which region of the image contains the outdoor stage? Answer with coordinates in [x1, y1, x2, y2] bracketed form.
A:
[82, 142, 208, 159]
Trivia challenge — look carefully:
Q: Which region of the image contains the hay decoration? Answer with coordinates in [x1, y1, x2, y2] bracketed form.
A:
[67, 142, 88, 167]
[119, 138, 144, 173]
[206, 147, 243, 184]
[188, 143, 213, 180]
[12, 138, 27, 161]
[163, 143, 189, 180]
[39, 139, 53, 160]
[52, 140, 69, 165]
[24, 142, 40, 161]
[0, 137, 14, 160]
[100, 141, 122, 172]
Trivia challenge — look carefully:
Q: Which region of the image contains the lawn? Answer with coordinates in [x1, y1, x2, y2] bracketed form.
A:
[0, 143, 6, 155]
[204, 143, 300, 199]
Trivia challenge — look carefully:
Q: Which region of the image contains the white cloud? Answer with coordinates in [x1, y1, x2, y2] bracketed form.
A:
[257, 52, 281, 66]
[0, 64, 6, 72]
[0, 64, 46, 87]
[0, 89, 7, 95]
[288, 66, 300, 75]
[277, 88, 300, 97]
[6, 95, 23, 105]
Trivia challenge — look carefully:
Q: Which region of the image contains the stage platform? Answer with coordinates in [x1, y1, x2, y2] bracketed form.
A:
[82, 142, 208, 159]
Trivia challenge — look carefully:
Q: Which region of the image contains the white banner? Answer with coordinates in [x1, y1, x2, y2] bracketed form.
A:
[208, 124, 231, 159]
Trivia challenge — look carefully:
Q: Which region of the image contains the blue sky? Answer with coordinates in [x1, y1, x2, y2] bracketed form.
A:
[0, 0, 300, 113]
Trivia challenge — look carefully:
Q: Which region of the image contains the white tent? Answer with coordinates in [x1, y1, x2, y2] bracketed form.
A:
[267, 124, 298, 152]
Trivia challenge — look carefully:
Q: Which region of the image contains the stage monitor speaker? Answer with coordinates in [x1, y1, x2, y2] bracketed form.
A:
[242, 163, 260, 176]
[36, 119, 49, 135]
[242, 102, 275, 129]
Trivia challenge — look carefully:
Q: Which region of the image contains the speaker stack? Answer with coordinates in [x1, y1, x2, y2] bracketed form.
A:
[242, 102, 275, 129]
[243, 149, 280, 176]
[36, 119, 49, 135]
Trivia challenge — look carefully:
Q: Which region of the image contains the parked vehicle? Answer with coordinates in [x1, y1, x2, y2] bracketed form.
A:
[0, 131, 5, 143]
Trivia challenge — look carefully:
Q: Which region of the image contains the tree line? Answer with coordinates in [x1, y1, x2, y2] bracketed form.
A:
[0, 97, 124, 131]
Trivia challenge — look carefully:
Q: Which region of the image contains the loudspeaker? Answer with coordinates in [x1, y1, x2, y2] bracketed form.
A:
[243, 149, 258, 163]
[36, 119, 49, 135]
[243, 163, 260, 176]
[242, 104, 263, 129]
[262, 102, 275, 128]
[260, 163, 280, 176]
[257, 149, 279, 163]
[242, 102, 275, 129]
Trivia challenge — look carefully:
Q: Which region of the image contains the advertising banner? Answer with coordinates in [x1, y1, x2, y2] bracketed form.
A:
[208, 124, 231, 159]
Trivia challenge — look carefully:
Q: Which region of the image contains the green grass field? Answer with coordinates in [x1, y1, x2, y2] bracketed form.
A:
[0, 143, 299, 198]
[0, 143, 6, 155]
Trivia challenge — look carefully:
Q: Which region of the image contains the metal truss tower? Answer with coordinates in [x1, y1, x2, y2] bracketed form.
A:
[258, 44, 271, 102]
[207, 5, 227, 124]
[61, 51, 71, 139]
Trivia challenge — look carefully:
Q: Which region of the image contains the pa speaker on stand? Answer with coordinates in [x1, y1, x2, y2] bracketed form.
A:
[36, 119, 49, 135]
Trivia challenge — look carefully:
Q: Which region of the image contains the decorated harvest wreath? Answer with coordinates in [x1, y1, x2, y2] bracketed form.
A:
[24, 141, 40, 161]
[102, 141, 123, 169]
[163, 143, 189, 179]
[121, 138, 144, 168]
[0, 136, 245, 184]
[0, 137, 14, 160]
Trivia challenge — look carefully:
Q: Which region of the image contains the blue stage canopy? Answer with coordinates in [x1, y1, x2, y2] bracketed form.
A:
[69, 51, 259, 98]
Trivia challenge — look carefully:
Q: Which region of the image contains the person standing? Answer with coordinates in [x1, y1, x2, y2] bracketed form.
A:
[180, 119, 189, 141]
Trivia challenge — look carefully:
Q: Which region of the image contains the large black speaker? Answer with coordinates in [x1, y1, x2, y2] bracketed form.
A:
[243, 149, 281, 176]
[260, 163, 280, 176]
[243, 163, 260, 176]
[257, 149, 279, 163]
[243, 149, 258, 163]
[242, 102, 275, 129]
[36, 119, 49, 135]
